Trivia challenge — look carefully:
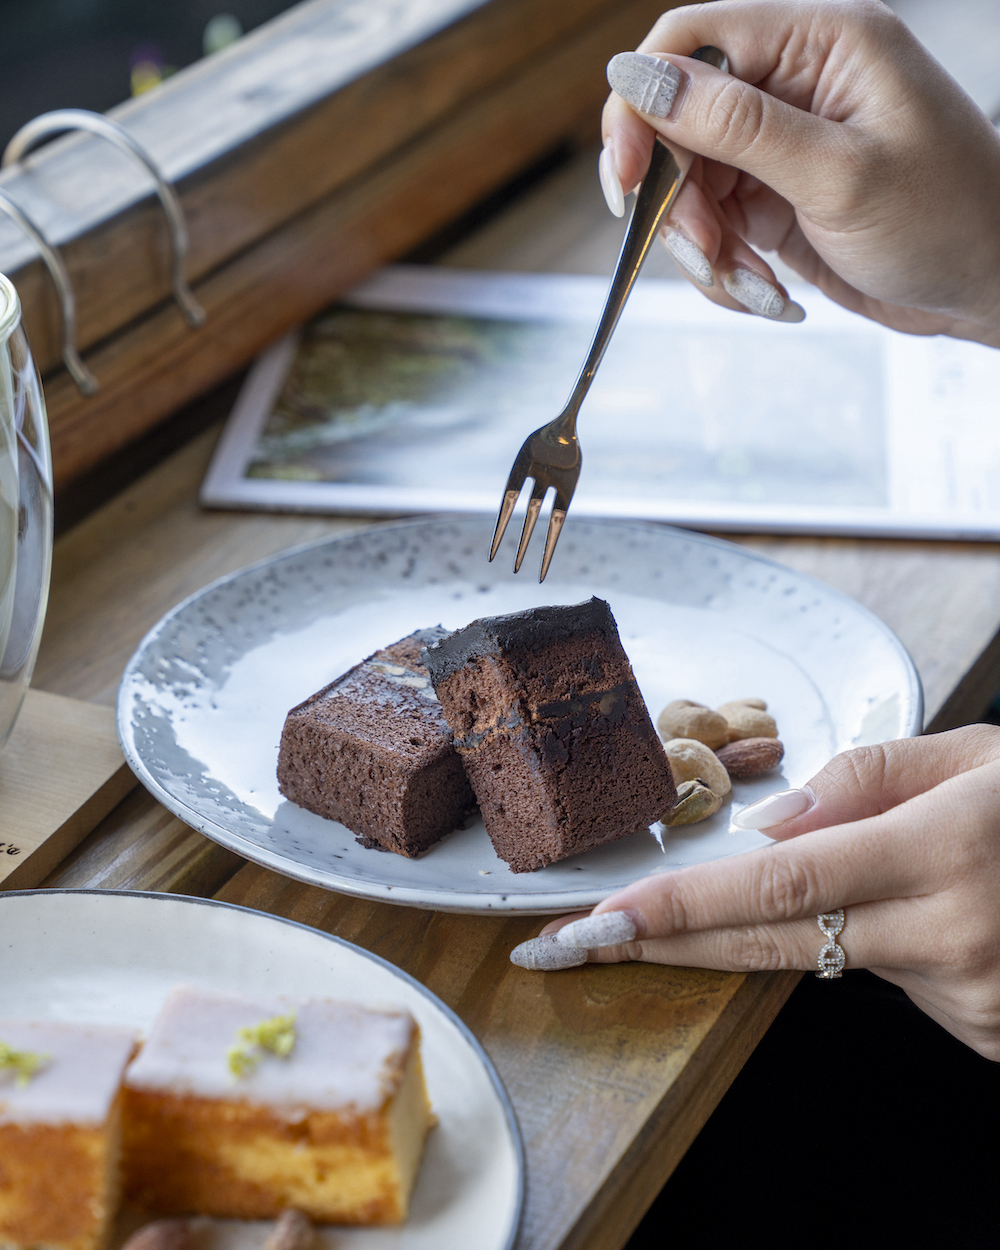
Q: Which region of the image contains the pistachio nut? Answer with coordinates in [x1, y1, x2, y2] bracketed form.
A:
[665, 779, 723, 826]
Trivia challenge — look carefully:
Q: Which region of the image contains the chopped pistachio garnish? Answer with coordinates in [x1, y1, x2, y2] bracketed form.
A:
[0, 1040, 49, 1087]
[227, 1012, 296, 1078]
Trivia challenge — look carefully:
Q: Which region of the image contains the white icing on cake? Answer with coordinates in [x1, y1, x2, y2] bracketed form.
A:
[0, 1020, 136, 1127]
[124, 986, 415, 1115]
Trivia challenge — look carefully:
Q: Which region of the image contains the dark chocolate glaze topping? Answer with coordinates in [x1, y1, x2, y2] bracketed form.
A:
[421, 597, 615, 682]
[408, 626, 452, 648]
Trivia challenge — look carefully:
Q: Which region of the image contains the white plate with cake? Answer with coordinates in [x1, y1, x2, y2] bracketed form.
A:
[118, 516, 922, 913]
[0, 889, 523, 1249]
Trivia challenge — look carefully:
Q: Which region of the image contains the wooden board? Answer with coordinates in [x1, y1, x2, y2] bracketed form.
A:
[0, 0, 675, 489]
[0, 0, 620, 367]
[0, 688, 137, 890]
[41, 785, 245, 898]
[39, 0, 670, 491]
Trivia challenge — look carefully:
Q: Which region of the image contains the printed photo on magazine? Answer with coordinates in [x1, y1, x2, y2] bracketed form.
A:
[201, 265, 1000, 541]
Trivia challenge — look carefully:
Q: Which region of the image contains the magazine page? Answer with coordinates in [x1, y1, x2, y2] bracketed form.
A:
[201, 265, 1000, 540]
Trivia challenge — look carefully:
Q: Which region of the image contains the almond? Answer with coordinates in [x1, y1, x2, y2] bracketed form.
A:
[715, 737, 784, 779]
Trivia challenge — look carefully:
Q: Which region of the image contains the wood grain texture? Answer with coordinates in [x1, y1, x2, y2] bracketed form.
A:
[736, 534, 1000, 729]
[442, 144, 685, 281]
[41, 785, 244, 896]
[36, 428, 364, 706]
[0, 0, 619, 370]
[0, 688, 137, 889]
[557, 967, 801, 1250]
[39, 0, 670, 489]
[213, 863, 798, 1250]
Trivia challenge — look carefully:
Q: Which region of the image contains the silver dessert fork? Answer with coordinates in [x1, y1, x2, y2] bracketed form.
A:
[489, 45, 728, 581]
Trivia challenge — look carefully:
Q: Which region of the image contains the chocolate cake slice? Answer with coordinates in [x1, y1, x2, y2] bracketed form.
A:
[421, 598, 675, 872]
[277, 627, 476, 856]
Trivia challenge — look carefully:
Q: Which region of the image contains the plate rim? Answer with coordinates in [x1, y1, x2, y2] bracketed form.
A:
[116, 514, 924, 911]
[0, 886, 525, 1250]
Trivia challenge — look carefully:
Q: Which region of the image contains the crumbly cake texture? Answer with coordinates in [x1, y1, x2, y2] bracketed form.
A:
[422, 597, 676, 872]
[277, 626, 476, 856]
[123, 986, 433, 1223]
[0, 1019, 137, 1250]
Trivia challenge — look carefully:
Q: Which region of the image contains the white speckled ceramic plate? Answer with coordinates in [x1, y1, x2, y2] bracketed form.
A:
[118, 516, 922, 913]
[0, 890, 523, 1249]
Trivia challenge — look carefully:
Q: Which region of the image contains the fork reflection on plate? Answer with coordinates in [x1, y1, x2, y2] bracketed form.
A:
[489, 45, 728, 581]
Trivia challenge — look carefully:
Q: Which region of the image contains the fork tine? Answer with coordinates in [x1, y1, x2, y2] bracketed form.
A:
[513, 485, 546, 573]
[538, 508, 567, 583]
[490, 488, 522, 562]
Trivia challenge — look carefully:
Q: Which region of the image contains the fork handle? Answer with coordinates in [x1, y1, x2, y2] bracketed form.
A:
[564, 139, 691, 412]
[559, 45, 727, 428]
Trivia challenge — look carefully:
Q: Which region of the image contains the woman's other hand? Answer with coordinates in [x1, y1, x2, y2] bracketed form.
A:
[512, 726, 1000, 1061]
[600, 0, 1000, 346]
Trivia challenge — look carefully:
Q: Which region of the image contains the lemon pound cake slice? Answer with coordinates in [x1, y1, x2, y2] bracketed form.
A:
[422, 597, 676, 871]
[123, 986, 433, 1223]
[0, 1020, 137, 1250]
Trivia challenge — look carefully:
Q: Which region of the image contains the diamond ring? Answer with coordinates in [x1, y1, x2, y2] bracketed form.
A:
[816, 909, 846, 979]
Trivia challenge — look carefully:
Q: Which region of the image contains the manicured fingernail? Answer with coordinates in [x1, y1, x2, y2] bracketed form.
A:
[598, 142, 625, 218]
[722, 268, 786, 319]
[607, 52, 682, 119]
[776, 300, 806, 323]
[731, 787, 813, 829]
[664, 228, 713, 287]
[555, 910, 637, 949]
[510, 934, 589, 971]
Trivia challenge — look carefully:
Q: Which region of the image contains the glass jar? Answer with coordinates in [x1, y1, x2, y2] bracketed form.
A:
[0, 272, 53, 747]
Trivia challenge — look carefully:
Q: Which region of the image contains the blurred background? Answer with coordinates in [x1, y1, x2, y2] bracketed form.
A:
[1, 0, 997, 158]
[0, 0, 300, 149]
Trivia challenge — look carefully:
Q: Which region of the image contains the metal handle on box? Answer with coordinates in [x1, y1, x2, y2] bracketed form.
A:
[0, 108, 207, 396]
[3, 109, 206, 330]
[0, 189, 98, 395]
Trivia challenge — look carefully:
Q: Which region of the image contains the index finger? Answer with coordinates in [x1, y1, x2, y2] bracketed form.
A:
[602, 0, 930, 205]
[601, 0, 842, 195]
[603, 48, 838, 207]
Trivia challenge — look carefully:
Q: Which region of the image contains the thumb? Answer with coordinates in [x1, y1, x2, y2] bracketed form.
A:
[738, 725, 1000, 840]
[607, 51, 843, 208]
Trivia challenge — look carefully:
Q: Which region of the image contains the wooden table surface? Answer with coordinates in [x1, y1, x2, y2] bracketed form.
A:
[23, 142, 1000, 1250]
